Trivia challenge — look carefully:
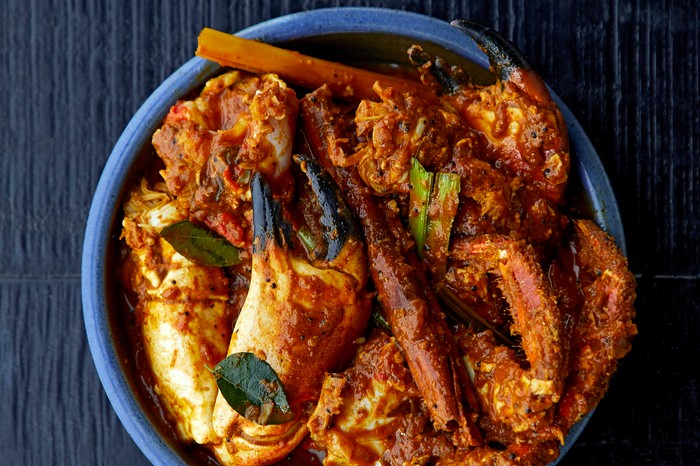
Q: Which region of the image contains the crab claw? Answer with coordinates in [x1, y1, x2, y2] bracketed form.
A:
[450, 19, 551, 106]
[450, 19, 533, 80]
[250, 170, 291, 254]
[211, 171, 370, 466]
[294, 154, 358, 261]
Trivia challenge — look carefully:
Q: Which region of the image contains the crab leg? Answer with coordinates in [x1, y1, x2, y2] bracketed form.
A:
[300, 85, 482, 447]
[453, 236, 566, 391]
[211, 166, 370, 466]
[450, 235, 566, 455]
[555, 219, 637, 432]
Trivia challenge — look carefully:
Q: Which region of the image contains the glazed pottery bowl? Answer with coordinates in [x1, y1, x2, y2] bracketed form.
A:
[82, 7, 624, 465]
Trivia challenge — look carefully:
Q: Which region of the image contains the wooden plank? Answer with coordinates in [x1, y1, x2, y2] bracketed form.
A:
[0, 280, 149, 465]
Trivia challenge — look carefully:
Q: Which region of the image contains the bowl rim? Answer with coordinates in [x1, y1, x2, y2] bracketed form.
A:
[82, 7, 624, 466]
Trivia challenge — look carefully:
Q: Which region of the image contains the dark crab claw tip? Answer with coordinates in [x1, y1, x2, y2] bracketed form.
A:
[251, 172, 290, 254]
[407, 45, 430, 67]
[294, 154, 357, 262]
[450, 19, 533, 82]
[408, 45, 467, 94]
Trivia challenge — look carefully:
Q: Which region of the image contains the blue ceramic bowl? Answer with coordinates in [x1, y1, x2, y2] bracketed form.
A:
[82, 7, 625, 465]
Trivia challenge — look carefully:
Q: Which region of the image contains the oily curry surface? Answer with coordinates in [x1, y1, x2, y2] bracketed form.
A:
[118, 31, 636, 466]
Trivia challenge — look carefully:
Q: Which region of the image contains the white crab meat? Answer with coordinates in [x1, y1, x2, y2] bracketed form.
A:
[121, 179, 233, 445]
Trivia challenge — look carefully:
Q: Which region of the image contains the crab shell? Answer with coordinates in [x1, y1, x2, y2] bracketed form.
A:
[211, 169, 371, 466]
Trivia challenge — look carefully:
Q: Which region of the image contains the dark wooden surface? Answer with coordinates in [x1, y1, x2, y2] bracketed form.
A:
[1, 0, 697, 464]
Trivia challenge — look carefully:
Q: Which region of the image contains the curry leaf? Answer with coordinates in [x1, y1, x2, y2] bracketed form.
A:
[211, 352, 294, 425]
[160, 220, 241, 267]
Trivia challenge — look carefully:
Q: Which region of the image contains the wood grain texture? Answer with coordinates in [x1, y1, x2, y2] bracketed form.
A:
[1, 0, 697, 464]
[0, 281, 149, 465]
